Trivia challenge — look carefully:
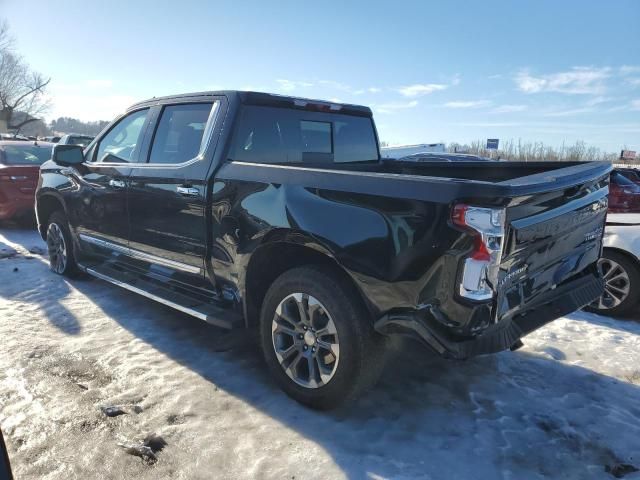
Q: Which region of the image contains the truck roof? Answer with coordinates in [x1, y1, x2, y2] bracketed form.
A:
[128, 90, 373, 117]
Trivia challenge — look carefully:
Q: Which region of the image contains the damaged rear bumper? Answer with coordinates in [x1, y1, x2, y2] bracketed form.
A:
[374, 273, 604, 360]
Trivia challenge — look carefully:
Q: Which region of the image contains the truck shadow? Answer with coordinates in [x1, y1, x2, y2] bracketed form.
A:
[2, 226, 639, 478]
[0, 227, 82, 336]
[57, 273, 640, 478]
[86, 285, 640, 479]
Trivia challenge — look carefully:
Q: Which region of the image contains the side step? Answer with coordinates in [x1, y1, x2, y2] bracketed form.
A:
[78, 262, 243, 329]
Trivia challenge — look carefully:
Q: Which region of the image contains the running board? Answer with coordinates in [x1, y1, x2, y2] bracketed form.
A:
[78, 263, 243, 329]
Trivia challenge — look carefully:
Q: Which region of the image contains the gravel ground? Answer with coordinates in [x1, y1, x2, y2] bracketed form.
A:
[1, 226, 639, 480]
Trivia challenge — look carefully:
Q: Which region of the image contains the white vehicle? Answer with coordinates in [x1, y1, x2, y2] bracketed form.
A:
[587, 213, 640, 316]
[380, 143, 445, 159]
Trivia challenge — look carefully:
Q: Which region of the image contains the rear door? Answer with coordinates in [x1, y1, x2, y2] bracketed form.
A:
[127, 97, 224, 282]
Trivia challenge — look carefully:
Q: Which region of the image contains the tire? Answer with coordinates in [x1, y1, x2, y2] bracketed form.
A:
[259, 265, 387, 410]
[586, 250, 640, 317]
[45, 211, 79, 277]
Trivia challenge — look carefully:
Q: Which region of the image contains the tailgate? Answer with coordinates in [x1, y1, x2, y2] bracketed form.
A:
[496, 186, 608, 320]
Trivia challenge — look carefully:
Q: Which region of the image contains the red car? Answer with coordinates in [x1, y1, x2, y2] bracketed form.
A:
[608, 169, 640, 213]
[0, 141, 54, 221]
[616, 167, 640, 185]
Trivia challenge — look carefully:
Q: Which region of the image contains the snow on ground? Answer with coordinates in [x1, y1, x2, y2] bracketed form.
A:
[0, 225, 639, 480]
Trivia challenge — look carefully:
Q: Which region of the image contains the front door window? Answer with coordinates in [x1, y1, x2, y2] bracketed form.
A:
[95, 109, 149, 163]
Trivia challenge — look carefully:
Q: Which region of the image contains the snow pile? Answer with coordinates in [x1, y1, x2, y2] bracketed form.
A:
[0, 227, 639, 479]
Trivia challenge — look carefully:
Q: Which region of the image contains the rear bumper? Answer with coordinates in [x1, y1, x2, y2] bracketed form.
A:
[374, 272, 604, 360]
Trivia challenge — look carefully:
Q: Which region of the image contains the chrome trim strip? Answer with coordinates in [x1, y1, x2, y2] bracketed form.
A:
[79, 234, 129, 254]
[82, 266, 208, 321]
[88, 155, 203, 169]
[124, 246, 202, 274]
[78, 233, 202, 274]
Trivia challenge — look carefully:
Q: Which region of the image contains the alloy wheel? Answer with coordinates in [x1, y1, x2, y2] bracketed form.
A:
[595, 257, 631, 310]
[46, 223, 68, 274]
[271, 293, 340, 389]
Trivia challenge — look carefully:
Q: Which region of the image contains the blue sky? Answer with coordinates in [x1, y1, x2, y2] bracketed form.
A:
[2, 0, 639, 151]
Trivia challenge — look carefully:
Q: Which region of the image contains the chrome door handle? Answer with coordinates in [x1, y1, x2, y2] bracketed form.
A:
[109, 179, 126, 188]
[176, 186, 200, 197]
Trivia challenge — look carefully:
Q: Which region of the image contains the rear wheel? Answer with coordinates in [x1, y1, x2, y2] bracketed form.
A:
[46, 211, 78, 277]
[259, 265, 386, 409]
[586, 250, 640, 317]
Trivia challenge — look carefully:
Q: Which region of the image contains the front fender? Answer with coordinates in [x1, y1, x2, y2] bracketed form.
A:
[35, 189, 68, 239]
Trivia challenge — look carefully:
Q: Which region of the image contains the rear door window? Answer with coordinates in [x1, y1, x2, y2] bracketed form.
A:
[148, 102, 217, 164]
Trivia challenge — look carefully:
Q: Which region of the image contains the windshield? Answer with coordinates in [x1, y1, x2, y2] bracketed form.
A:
[611, 171, 637, 186]
[618, 170, 640, 183]
[1, 144, 52, 165]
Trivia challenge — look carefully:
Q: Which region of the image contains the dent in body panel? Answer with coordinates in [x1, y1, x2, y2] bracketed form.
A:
[208, 174, 465, 317]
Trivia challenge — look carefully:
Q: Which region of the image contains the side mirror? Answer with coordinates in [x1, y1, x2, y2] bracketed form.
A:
[52, 144, 84, 166]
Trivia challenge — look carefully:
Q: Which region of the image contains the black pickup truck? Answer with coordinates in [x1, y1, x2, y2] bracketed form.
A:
[36, 91, 611, 409]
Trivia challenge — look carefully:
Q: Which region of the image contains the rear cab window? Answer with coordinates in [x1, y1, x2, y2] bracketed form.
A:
[229, 105, 379, 165]
[611, 171, 637, 186]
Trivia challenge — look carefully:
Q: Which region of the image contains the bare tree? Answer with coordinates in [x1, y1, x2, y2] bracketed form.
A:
[0, 20, 50, 133]
[0, 20, 12, 51]
[448, 138, 617, 162]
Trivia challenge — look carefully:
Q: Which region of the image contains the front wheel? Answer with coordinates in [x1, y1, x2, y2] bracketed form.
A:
[259, 266, 386, 410]
[46, 211, 78, 277]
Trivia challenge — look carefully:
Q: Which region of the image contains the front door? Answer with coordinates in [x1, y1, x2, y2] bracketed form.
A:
[127, 99, 222, 281]
[71, 108, 152, 258]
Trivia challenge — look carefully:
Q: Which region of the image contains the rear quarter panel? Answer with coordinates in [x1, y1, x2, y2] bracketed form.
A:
[209, 161, 467, 318]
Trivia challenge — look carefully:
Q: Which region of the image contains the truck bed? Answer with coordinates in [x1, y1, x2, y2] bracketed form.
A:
[233, 159, 611, 204]
[370, 160, 612, 197]
[380, 159, 599, 183]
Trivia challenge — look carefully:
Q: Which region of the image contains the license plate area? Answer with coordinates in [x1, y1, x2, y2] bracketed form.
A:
[496, 192, 608, 320]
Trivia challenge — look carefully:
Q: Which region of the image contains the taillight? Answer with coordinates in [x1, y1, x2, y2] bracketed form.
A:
[452, 204, 505, 301]
[608, 184, 631, 212]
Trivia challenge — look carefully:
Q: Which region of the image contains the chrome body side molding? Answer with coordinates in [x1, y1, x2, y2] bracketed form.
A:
[78, 233, 202, 275]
